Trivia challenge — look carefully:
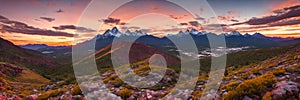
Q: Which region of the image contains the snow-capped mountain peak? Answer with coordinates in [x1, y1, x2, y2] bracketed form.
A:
[102, 27, 122, 37]
[190, 29, 199, 35]
[111, 27, 119, 33]
[187, 29, 205, 36]
[96, 27, 147, 39]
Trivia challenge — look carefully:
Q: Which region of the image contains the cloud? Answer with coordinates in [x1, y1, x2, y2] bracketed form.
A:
[103, 17, 120, 23]
[268, 18, 300, 27]
[203, 24, 231, 32]
[285, 28, 300, 31]
[215, 10, 240, 23]
[75, 27, 97, 33]
[0, 16, 75, 37]
[217, 15, 233, 21]
[140, 29, 152, 33]
[217, 15, 239, 22]
[157, 28, 184, 33]
[120, 23, 126, 25]
[53, 25, 76, 30]
[179, 23, 188, 26]
[121, 26, 141, 30]
[132, 27, 184, 34]
[236, 5, 300, 25]
[238, 27, 280, 33]
[269, 0, 300, 12]
[227, 10, 240, 15]
[101, 17, 122, 25]
[188, 21, 200, 27]
[265, 33, 300, 36]
[53, 25, 97, 33]
[169, 14, 187, 19]
[0, 15, 8, 20]
[40, 17, 55, 22]
[194, 14, 206, 21]
[178, 21, 203, 30]
[230, 19, 239, 22]
[206, 24, 227, 27]
[1, 25, 74, 37]
[56, 9, 63, 13]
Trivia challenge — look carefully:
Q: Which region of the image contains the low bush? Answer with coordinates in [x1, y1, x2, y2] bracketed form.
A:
[71, 85, 82, 95]
[37, 90, 64, 100]
[224, 73, 277, 100]
[262, 92, 272, 100]
[117, 88, 134, 99]
[272, 69, 286, 76]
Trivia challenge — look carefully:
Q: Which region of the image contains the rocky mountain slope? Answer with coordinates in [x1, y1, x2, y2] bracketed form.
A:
[0, 37, 58, 68]
[215, 45, 300, 100]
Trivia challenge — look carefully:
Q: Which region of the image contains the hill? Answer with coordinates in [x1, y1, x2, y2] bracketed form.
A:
[0, 37, 75, 81]
[205, 45, 300, 100]
[0, 37, 77, 99]
[73, 40, 300, 99]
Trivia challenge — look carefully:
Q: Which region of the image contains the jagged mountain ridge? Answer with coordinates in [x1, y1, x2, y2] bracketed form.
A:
[20, 27, 300, 59]
[89, 27, 300, 51]
[96, 27, 296, 40]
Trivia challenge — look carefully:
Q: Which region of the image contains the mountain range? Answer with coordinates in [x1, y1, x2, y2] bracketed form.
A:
[21, 44, 68, 51]
[21, 27, 300, 58]
[89, 27, 300, 51]
[1, 28, 300, 99]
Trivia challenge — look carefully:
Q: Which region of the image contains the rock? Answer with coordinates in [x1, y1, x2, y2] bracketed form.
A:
[259, 70, 266, 75]
[294, 55, 300, 60]
[277, 76, 287, 81]
[285, 75, 290, 79]
[237, 80, 243, 83]
[197, 81, 205, 85]
[284, 72, 291, 75]
[243, 68, 251, 72]
[205, 93, 220, 100]
[247, 74, 256, 79]
[271, 81, 300, 100]
[243, 96, 253, 100]
[278, 60, 285, 65]
[233, 76, 238, 79]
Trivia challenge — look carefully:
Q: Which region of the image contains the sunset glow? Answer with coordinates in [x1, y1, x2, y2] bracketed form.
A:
[0, 0, 299, 46]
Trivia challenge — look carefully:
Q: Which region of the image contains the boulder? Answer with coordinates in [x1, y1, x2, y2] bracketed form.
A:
[205, 93, 220, 100]
[242, 96, 253, 100]
[271, 81, 299, 100]
[294, 55, 300, 60]
[247, 74, 256, 79]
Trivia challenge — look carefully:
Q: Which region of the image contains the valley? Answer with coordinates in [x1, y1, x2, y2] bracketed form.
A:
[1, 1, 300, 99]
[1, 33, 299, 99]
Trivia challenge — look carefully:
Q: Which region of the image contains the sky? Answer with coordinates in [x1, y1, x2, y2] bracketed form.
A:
[0, 0, 299, 46]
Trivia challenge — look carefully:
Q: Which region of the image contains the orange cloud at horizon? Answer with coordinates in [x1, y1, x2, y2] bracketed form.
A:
[265, 33, 300, 38]
[0, 32, 74, 46]
[269, 0, 300, 11]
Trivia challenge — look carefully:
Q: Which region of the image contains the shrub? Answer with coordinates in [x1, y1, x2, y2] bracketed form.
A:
[37, 90, 64, 100]
[0, 78, 5, 91]
[224, 73, 277, 100]
[192, 91, 203, 99]
[262, 92, 272, 100]
[110, 78, 123, 87]
[221, 81, 240, 91]
[272, 69, 286, 76]
[71, 85, 82, 95]
[117, 88, 134, 99]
